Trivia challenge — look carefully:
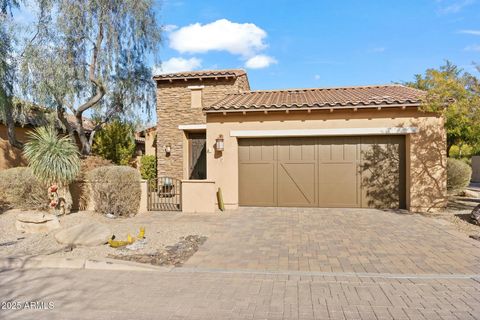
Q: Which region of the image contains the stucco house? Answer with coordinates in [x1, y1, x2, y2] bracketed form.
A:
[135, 126, 157, 157]
[0, 107, 94, 170]
[153, 69, 447, 213]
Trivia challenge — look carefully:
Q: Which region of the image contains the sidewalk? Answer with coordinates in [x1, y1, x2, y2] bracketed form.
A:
[0, 256, 171, 272]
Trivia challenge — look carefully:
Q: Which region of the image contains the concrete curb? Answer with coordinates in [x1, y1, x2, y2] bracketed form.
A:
[0, 256, 172, 272]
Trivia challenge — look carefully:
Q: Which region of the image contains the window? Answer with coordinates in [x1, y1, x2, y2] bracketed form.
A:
[188, 86, 204, 108]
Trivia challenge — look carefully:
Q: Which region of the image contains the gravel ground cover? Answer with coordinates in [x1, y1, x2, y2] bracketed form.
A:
[108, 235, 208, 266]
[417, 196, 480, 238]
[0, 209, 216, 261]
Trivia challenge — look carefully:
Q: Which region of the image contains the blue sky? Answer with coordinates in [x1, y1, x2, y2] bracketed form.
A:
[157, 0, 480, 90]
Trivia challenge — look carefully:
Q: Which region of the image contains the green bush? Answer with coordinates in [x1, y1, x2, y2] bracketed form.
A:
[447, 158, 472, 194]
[449, 144, 473, 159]
[0, 167, 49, 210]
[86, 166, 141, 217]
[92, 120, 136, 165]
[140, 155, 156, 181]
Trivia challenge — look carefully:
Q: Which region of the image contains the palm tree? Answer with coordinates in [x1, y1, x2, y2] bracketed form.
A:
[23, 126, 81, 213]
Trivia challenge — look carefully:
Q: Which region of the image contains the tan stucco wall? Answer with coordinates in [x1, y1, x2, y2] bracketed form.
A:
[181, 180, 216, 213]
[472, 156, 480, 183]
[0, 125, 30, 170]
[206, 108, 447, 212]
[144, 129, 156, 156]
[156, 75, 250, 180]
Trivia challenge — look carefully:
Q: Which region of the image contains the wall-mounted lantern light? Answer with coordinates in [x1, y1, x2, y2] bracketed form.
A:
[164, 144, 171, 155]
[215, 134, 224, 152]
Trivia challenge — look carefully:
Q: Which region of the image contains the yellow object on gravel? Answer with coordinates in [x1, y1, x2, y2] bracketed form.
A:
[108, 227, 146, 248]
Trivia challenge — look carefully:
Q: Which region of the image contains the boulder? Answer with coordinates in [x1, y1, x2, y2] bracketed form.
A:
[15, 212, 61, 233]
[55, 222, 112, 246]
[464, 189, 480, 199]
[471, 204, 480, 225]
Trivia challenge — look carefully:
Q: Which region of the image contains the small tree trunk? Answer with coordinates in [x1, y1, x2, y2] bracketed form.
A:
[4, 99, 23, 149]
[446, 143, 452, 158]
[77, 129, 92, 155]
[61, 184, 73, 215]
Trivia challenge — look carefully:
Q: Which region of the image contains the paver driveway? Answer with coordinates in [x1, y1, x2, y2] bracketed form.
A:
[183, 207, 480, 276]
[2, 207, 480, 320]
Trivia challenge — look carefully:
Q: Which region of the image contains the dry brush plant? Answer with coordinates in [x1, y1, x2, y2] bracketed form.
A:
[447, 158, 472, 194]
[86, 166, 141, 217]
[0, 167, 49, 211]
[75, 156, 113, 210]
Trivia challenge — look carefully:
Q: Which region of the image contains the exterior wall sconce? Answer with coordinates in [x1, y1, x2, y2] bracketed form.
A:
[164, 144, 171, 155]
[215, 135, 224, 152]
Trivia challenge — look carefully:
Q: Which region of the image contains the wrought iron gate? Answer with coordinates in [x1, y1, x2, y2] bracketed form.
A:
[147, 177, 182, 211]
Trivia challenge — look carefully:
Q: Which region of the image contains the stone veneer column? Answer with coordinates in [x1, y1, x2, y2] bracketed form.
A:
[155, 75, 249, 180]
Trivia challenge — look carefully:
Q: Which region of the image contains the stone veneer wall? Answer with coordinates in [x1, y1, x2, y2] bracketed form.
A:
[156, 75, 249, 180]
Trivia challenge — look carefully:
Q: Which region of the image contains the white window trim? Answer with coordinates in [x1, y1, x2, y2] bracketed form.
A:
[187, 85, 205, 90]
[230, 127, 418, 138]
[178, 124, 207, 131]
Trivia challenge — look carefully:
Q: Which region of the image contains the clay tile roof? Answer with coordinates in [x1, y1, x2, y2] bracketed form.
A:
[153, 69, 246, 81]
[204, 85, 425, 112]
[64, 114, 95, 131]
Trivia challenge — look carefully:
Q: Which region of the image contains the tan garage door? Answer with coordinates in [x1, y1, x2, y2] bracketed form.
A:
[238, 136, 405, 209]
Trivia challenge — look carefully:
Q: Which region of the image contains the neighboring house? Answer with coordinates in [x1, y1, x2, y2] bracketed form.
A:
[155, 69, 446, 212]
[0, 107, 93, 170]
[135, 126, 157, 157]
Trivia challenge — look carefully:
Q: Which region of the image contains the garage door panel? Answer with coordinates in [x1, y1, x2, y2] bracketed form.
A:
[360, 136, 405, 209]
[238, 136, 405, 209]
[239, 163, 276, 206]
[318, 163, 360, 207]
[277, 162, 317, 206]
[319, 137, 360, 162]
[239, 138, 275, 161]
[277, 138, 316, 161]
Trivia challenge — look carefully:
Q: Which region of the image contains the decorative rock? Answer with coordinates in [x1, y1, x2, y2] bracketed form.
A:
[464, 189, 480, 199]
[55, 223, 113, 247]
[15, 212, 61, 233]
[125, 238, 147, 251]
[471, 204, 480, 225]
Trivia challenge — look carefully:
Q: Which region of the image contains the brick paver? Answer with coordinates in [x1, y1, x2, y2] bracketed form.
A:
[184, 208, 480, 275]
[0, 268, 479, 320]
[1, 207, 480, 319]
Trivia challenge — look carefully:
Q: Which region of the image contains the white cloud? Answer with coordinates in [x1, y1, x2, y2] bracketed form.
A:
[169, 19, 267, 57]
[245, 55, 277, 69]
[465, 44, 480, 51]
[437, 0, 475, 14]
[459, 29, 480, 35]
[154, 57, 202, 74]
[162, 24, 178, 32]
[314, 74, 321, 80]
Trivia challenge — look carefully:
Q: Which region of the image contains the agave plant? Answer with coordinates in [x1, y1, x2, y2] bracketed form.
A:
[23, 126, 80, 213]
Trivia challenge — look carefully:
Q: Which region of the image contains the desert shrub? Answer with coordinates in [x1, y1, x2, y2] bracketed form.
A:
[447, 158, 472, 194]
[79, 156, 113, 179]
[92, 120, 136, 165]
[75, 156, 113, 210]
[23, 126, 81, 213]
[86, 166, 141, 217]
[0, 167, 49, 210]
[449, 144, 474, 159]
[23, 126, 81, 185]
[140, 155, 156, 181]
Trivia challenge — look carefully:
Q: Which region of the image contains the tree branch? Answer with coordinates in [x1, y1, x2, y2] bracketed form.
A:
[76, 21, 105, 116]
[4, 98, 23, 149]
